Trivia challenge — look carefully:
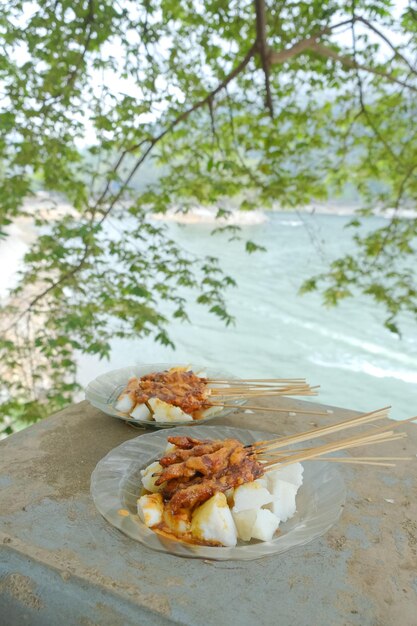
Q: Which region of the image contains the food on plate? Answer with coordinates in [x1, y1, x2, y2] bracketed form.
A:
[115, 366, 224, 423]
[148, 397, 193, 423]
[140, 461, 165, 493]
[137, 493, 164, 527]
[112, 366, 320, 424]
[136, 435, 303, 546]
[191, 492, 237, 547]
[232, 480, 273, 512]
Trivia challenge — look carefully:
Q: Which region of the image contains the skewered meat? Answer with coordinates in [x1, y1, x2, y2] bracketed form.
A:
[137, 435, 306, 546]
[166, 435, 205, 449]
[116, 370, 216, 420]
[134, 370, 210, 414]
[161, 436, 217, 459]
[156, 437, 264, 513]
[167, 457, 264, 513]
[156, 439, 243, 482]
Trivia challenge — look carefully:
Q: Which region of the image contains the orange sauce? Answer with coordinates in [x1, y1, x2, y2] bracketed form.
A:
[130, 370, 212, 415]
[152, 526, 222, 547]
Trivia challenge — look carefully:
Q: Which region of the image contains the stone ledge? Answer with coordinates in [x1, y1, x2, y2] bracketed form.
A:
[1, 399, 416, 626]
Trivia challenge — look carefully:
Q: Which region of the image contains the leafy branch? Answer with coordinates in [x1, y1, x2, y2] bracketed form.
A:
[2, 0, 417, 433]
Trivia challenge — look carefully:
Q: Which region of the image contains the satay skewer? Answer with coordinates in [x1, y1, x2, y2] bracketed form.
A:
[256, 415, 417, 469]
[209, 402, 332, 416]
[210, 383, 317, 389]
[206, 378, 307, 383]
[208, 383, 312, 392]
[307, 456, 413, 466]
[209, 391, 312, 396]
[259, 431, 407, 464]
[248, 407, 392, 450]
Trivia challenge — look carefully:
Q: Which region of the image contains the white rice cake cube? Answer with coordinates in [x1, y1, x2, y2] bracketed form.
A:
[267, 480, 299, 523]
[255, 476, 268, 489]
[148, 397, 193, 422]
[130, 403, 152, 421]
[267, 462, 304, 491]
[137, 493, 163, 527]
[251, 509, 280, 542]
[115, 393, 135, 413]
[163, 508, 191, 535]
[140, 461, 164, 493]
[232, 509, 258, 542]
[232, 480, 273, 513]
[191, 492, 237, 547]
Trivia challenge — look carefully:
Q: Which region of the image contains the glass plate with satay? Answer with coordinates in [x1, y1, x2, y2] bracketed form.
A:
[91, 425, 344, 560]
[90, 409, 413, 560]
[85, 363, 317, 428]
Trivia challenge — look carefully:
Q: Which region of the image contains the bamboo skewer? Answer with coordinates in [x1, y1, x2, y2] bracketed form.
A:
[259, 429, 408, 464]
[261, 437, 403, 468]
[209, 387, 317, 397]
[216, 384, 319, 390]
[310, 456, 413, 463]
[259, 417, 416, 470]
[210, 384, 319, 393]
[257, 430, 407, 460]
[256, 427, 406, 455]
[207, 378, 307, 383]
[210, 389, 319, 398]
[259, 454, 412, 465]
[250, 407, 392, 450]
[208, 381, 309, 388]
[260, 432, 408, 466]
[209, 384, 312, 393]
[210, 403, 331, 416]
[306, 458, 409, 467]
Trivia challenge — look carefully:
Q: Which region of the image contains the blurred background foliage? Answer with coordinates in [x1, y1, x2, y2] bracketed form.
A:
[1, 0, 417, 434]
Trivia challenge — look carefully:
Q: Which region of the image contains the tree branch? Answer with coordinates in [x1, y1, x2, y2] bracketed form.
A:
[310, 41, 417, 93]
[266, 19, 356, 64]
[65, 0, 95, 88]
[354, 16, 417, 78]
[91, 41, 258, 214]
[254, 0, 274, 118]
[208, 96, 222, 150]
[267, 22, 417, 93]
[11, 14, 417, 328]
[6, 43, 258, 328]
[268, 25, 417, 92]
[268, 35, 320, 64]
[350, 9, 406, 166]
[225, 87, 266, 189]
[368, 161, 417, 268]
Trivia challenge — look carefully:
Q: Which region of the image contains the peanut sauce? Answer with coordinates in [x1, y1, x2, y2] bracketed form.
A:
[160, 437, 264, 513]
[139, 436, 265, 546]
[129, 370, 211, 415]
[152, 526, 223, 547]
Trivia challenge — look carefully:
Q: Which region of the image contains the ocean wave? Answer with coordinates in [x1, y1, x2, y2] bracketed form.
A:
[310, 355, 417, 384]
[275, 313, 417, 369]
[277, 220, 303, 227]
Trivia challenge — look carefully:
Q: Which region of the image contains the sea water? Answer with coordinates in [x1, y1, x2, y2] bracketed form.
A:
[77, 211, 417, 419]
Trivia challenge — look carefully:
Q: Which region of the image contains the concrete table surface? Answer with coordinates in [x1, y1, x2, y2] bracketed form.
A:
[0, 398, 416, 626]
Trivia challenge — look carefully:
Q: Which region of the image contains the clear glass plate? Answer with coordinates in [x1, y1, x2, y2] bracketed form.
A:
[90, 425, 346, 561]
[85, 363, 246, 429]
